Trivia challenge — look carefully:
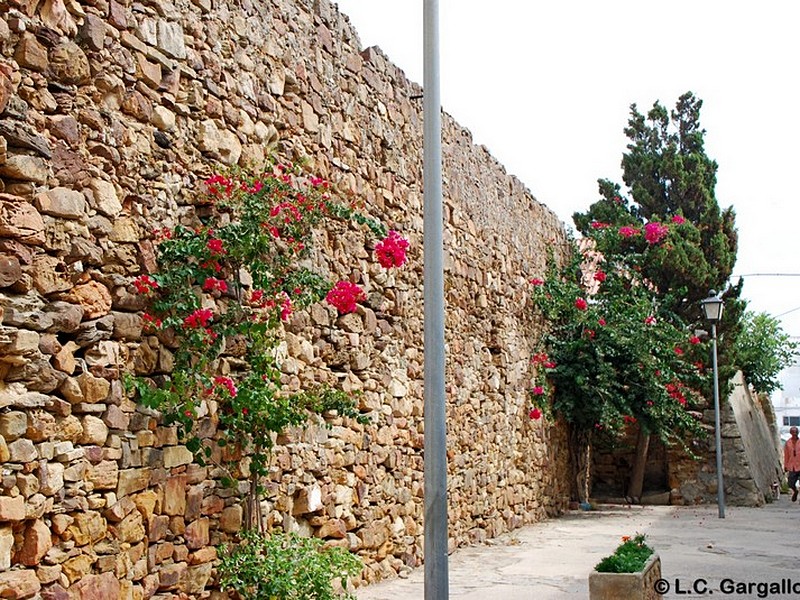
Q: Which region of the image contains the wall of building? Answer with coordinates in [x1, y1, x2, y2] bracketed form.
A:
[0, 0, 570, 597]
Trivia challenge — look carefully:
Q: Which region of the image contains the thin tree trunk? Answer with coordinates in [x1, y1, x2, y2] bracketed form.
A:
[628, 427, 651, 502]
[570, 427, 592, 503]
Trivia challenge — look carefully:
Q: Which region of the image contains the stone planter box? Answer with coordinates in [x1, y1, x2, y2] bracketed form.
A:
[589, 553, 663, 600]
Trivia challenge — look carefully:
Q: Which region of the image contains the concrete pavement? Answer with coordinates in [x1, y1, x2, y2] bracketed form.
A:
[356, 496, 798, 599]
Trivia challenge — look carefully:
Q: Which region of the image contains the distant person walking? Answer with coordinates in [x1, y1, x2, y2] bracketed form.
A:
[784, 427, 800, 501]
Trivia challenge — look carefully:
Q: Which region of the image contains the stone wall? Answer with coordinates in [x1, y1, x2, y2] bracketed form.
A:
[0, 0, 571, 597]
[668, 372, 782, 507]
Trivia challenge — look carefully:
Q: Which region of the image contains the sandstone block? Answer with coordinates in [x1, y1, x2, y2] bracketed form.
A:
[219, 505, 242, 533]
[0, 569, 41, 598]
[88, 178, 122, 218]
[8, 438, 37, 462]
[0, 495, 26, 521]
[164, 475, 187, 516]
[0, 255, 21, 287]
[68, 511, 106, 547]
[162, 445, 192, 468]
[17, 519, 53, 566]
[182, 562, 213, 595]
[79, 416, 108, 446]
[62, 553, 94, 585]
[183, 517, 209, 549]
[112, 510, 145, 543]
[104, 496, 135, 523]
[293, 485, 323, 515]
[0, 527, 12, 570]
[0, 195, 46, 243]
[38, 462, 65, 496]
[65, 282, 112, 320]
[0, 411, 27, 441]
[157, 561, 187, 590]
[34, 188, 86, 219]
[48, 41, 91, 85]
[117, 468, 151, 498]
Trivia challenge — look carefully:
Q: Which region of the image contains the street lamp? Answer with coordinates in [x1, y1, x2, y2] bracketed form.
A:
[700, 290, 725, 518]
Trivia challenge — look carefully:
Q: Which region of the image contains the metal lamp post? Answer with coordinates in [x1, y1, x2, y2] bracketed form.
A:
[700, 290, 725, 518]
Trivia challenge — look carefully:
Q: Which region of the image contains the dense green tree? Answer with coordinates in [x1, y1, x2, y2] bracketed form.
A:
[573, 92, 740, 327]
[735, 312, 798, 395]
[533, 92, 745, 501]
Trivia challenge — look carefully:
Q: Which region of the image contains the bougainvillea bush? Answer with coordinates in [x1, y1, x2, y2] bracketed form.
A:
[528, 214, 709, 446]
[129, 165, 408, 520]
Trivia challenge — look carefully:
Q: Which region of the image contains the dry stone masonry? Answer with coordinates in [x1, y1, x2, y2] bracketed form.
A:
[0, 0, 571, 597]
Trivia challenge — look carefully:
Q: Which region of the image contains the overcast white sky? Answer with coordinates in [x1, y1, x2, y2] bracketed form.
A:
[335, 1, 800, 336]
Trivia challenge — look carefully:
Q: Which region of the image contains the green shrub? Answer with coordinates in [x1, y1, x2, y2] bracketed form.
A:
[594, 533, 654, 573]
[218, 529, 362, 600]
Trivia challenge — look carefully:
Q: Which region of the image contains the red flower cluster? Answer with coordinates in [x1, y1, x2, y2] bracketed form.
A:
[574, 297, 588, 310]
[529, 407, 542, 420]
[590, 221, 610, 229]
[618, 226, 639, 238]
[529, 277, 544, 286]
[213, 376, 237, 398]
[184, 308, 213, 329]
[671, 214, 686, 224]
[644, 222, 669, 244]
[325, 281, 365, 314]
[133, 275, 159, 294]
[205, 174, 234, 196]
[593, 271, 607, 282]
[202, 277, 228, 293]
[207, 238, 225, 255]
[142, 313, 162, 330]
[375, 231, 410, 269]
[665, 382, 687, 405]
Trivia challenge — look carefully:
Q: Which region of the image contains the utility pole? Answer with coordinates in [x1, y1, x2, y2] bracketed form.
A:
[423, 0, 448, 597]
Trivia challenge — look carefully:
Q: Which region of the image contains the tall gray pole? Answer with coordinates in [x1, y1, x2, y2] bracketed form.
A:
[422, 0, 449, 597]
[711, 323, 725, 518]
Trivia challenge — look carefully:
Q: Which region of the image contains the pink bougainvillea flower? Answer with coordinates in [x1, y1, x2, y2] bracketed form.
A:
[673, 346, 684, 355]
[597, 317, 607, 326]
[694, 361, 705, 371]
[142, 313, 162, 329]
[207, 238, 226, 255]
[671, 214, 686, 224]
[184, 308, 214, 329]
[532, 386, 544, 396]
[644, 315, 657, 325]
[375, 230, 410, 269]
[644, 222, 669, 244]
[213, 376, 238, 398]
[543, 361, 556, 369]
[574, 297, 588, 310]
[531, 352, 549, 365]
[326, 281, 366, 314]
[590, 221, 610, 229]
[279, 293, 292, 321]
[689, 335, 701, 345]
[584, 329, 596, 339]
[593, 271, 607, 282]
[618, 226, 639, 238]
[202, 277, 228, 293]
[529, 277, 544, 286]
[133, 275, 159, 294]
[529, 407, 542, 420]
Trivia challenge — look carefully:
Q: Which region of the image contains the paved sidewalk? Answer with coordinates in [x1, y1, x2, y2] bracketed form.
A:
[356, 496, 798, 599]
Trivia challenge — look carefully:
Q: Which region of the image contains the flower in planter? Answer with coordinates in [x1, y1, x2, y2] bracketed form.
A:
[595, 533, 654, 573]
